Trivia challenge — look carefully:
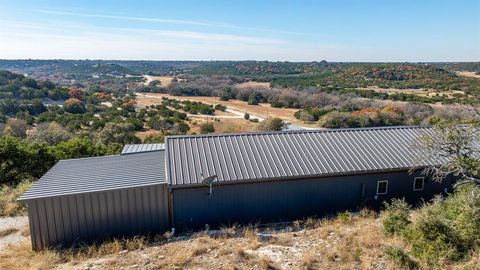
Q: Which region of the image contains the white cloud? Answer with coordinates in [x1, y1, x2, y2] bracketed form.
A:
[34, 9, 214, 27]
[32, 8, 317, 37]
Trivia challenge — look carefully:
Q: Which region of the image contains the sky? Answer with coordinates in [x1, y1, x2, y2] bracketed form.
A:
[0, 0, 479, 61]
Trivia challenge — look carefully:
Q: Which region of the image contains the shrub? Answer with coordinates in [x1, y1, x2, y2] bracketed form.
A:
[244, 113, 250, 120]
[404, 207, 464, 265]
[396, 185, 480, 266]
[336, 211, 353, 224]
[384, 245, 419, 270]
[143, 133, 165, 143]
[200, 122, 215, 134]
[318, 111, 362, 128]
[382, 198, 411, 236]
[248, 91, 262, 105]
[214, 104, 227, 111]
[257, 117, 284, 131]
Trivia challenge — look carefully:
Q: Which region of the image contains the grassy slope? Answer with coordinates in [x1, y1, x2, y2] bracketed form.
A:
[0, 211, 476, 270]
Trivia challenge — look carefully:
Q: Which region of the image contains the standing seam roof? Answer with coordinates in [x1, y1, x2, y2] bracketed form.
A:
[166, 126, 460, 186]
[121, 143, 165, 154]
[18, 150, 166, 201]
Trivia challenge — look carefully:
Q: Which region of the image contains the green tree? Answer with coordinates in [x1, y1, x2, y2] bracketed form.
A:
[248, 91, 263, 105]
[64, 98, 86, 114]
[52, 137, 117, 160]
[0, 135, 55, 184]
[95, 122, 140, 147]
[21, 77, 38, 89]
[126, 117, 144, 131]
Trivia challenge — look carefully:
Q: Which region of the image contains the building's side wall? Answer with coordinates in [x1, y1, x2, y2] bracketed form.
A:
[172, 171, 453, 231]
[27, 184, 169, 250]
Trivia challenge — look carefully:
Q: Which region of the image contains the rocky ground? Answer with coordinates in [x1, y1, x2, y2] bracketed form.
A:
[0, 213, 401, 270]
[0, 216, 29, 251]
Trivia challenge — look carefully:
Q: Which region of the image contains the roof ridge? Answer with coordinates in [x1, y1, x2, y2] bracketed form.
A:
[165, 125, 431, 140]
[59, 150, 163, 163]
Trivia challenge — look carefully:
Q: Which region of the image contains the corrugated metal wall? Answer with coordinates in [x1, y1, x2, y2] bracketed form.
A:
[171, 170, 452, 230]
[26, 184, 169, 250]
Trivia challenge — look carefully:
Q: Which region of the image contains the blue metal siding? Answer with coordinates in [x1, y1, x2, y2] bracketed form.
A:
[172, 170, 452, 230]
[26, 184, 169, 250]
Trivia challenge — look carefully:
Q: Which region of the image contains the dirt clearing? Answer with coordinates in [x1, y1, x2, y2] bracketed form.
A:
[455, 71, 480, 79]
[235, 81, 271, 89]
[142, 75, 177, 87]
[356, 86, 465, 99]
[135, 93, 317, 128]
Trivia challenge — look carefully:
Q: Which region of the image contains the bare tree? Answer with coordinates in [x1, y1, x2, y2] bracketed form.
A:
[421, 120, 480, 188]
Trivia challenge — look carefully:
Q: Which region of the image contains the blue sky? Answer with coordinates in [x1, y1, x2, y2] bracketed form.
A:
[0, 0, 479, 61]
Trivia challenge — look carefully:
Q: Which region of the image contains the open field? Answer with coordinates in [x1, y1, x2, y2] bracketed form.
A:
[135, 93, 317, 128]
[142, 75, 177, 87]
[356, 86, 465, 98]
[456, 71, 480, 79]
[235, 81, 271, 89]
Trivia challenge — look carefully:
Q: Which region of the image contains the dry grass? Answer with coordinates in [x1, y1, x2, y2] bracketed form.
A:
[0, 181, 33, 217]
[142, 75, 178, 87]
[357, 86, 465, 99]
[135, 93, 316, 127]
[0, 228, 19, 238]
[20, 226, 30, 237]
[235, 81, 271, 89]
[0, 241, 61, 270]
[1, 213, 477, 269]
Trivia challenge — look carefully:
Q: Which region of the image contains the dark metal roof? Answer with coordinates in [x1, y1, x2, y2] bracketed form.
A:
[19, 151, 166, 201]
[166, 126, 443, 186]
[121, 143, 165, 154]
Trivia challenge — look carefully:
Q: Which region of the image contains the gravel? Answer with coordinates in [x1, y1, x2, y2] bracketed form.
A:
[0, 216, 29, 250]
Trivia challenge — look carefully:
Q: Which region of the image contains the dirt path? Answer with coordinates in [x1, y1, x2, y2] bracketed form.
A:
[135, 93, 317, 130]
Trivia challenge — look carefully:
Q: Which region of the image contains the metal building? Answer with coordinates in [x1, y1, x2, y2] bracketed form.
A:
[18, 151, 169, 250]
[20, 126, 461, 249]
[165, 126, 454, 230]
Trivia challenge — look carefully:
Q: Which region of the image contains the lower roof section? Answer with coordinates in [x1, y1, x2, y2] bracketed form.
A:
[18, 150, 166, 201]
[121, 143, 165, 155]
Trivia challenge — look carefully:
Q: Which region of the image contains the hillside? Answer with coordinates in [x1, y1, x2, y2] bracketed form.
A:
[1, 60, 479, 93]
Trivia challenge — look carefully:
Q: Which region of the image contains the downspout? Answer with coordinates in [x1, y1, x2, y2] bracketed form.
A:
[167, 187, 175, 233]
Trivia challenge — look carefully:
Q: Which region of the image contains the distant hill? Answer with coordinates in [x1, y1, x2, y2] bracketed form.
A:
[0, 60, 479, 93]
[0, 70, 68, 100]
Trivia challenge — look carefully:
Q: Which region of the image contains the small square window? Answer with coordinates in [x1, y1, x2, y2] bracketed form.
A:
[377, 180, 388, 195]
[413, 177, 424, 191]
